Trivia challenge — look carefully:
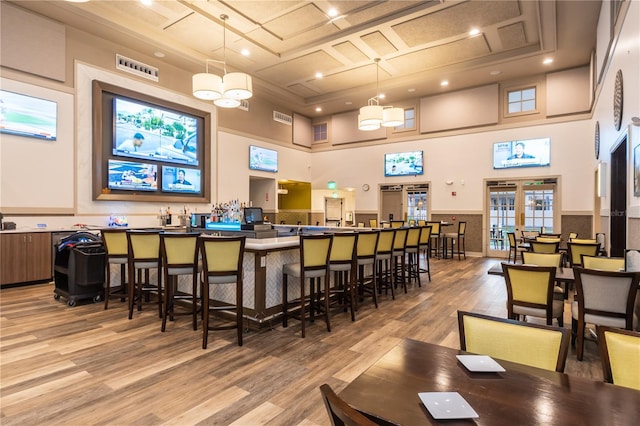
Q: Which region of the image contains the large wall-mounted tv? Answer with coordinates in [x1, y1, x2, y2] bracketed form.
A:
[0, 90, 57, 141]
[93, 80, 210, 202]
[249, 145, 278, 172]
[493, 138, 551, 169]
[161, 165, 201, 194]
[113, 97, 199, 166]
[107, 159, 157, 192]
[385, 150, 424, 177]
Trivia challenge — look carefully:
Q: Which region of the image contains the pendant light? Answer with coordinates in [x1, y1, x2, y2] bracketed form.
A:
[192, 14, 253, 108]
[358, 58, 404, 130]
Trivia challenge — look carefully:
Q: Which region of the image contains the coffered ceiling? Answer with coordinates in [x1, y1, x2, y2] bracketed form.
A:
[10, 0, 601, 117]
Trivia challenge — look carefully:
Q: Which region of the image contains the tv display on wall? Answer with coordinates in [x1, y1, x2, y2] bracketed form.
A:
[161, 166, 201, 194]
[107, 159, 157, 192]
[0, 90, 57, 141]
[493, 138, 551, 169]
[249, 145, 278, 172]
[113, 97, 199, 166]
[384, 150, 424, 176]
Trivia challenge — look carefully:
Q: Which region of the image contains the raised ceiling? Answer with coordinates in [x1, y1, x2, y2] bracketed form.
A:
[10, 0, 601, 117]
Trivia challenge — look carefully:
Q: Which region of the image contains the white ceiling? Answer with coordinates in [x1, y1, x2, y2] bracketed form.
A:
[11, 0, 601, 117]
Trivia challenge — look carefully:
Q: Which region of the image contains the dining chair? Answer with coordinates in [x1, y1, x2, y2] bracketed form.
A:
[581, 256, 625, 271]
[375, 229, 396, 300]
[596, 233, 607, 256]
[501, 263, 564, 326]
[536, 237, 561, 243]
[355, 230, 380, 308]
[417, 225, 432, 282]
[568, 232, 578, 240]
[566, 242, 600, 267]
[390, 220, 404, 229]
[199, 235, 246, 348]
[126, 229, 163, 320]
[160, 232, 200, 332]
[404, 227, 422, 287]
[507, 232, 527, 263]
[529, 240, 560, 254]
[522, 252, 562, 267]
[624, 249, 640, 272]
[571, 267, 639, 360]
[369, 219, 378, 228]
[443, 221, 466, 260]
[282, 234, 333, 338]
[570, 238, 596, 244]
[319, 384, 397, 426]
[101, 228, 129, 310]
[356, 222, 365, 228]
[327, 232, 358, 322]
[521, 230, 540, 240]
[457, 310, 570, 372]
[597, 326, 640, 390]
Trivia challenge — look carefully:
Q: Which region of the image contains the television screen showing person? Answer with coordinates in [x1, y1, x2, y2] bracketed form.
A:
[508, 142, 535, 160]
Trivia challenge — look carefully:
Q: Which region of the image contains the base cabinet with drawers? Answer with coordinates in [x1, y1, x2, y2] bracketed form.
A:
[0, 232, 52, 285]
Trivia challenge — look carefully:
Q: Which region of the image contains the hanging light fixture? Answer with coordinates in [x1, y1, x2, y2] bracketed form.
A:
[358, 58, 404, 130]
[192, 14, 253, 108]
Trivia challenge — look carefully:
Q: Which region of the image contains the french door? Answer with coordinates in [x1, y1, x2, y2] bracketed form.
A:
[486, 179, 557, 257]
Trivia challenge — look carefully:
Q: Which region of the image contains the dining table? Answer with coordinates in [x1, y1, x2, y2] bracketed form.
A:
[339, 339, 640, 425]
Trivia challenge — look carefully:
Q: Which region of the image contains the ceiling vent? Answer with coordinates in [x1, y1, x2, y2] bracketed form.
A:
[116, 54, 159, 82]
[273, 111, 293, 125]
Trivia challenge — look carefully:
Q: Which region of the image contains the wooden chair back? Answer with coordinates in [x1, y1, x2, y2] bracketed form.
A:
[567, 242, 600, 267]
[319, 384, 380, 426]
[581, 256, 624, 271]
[597, 326, 640, 390]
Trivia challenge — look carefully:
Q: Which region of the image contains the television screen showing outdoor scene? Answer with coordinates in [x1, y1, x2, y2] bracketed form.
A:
[384, 150, 424, 176]
[249, 145, 278, 172]
[107, 159, 158, 192]
[0, 90, 57, 141]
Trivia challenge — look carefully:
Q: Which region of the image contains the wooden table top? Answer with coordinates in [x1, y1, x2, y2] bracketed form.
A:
[340, 339, 640, 425]
[487, 262, 575, 282]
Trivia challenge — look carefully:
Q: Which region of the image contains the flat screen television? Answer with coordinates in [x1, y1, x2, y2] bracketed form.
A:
[0, 90, 57, 141]
[249, 145, 278, 173]
[107, 159, 157, 192]
[384, 150, 423, 177]
[493, 138, 551, 169]
[243, 207, 264, 224]
[113, 97, 199, 166]
[161, 165, 201, 194]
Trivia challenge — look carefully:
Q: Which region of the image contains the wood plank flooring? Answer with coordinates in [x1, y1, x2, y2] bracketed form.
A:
[1, 257, 605, 425]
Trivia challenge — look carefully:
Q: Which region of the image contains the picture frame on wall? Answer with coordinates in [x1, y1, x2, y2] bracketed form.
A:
[634, 144, 640, 197]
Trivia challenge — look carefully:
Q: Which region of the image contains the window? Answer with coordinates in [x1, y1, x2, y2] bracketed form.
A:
[393, 108, 415, 131]
[507, 87, 536, 115]
[313, 123, 328, 143]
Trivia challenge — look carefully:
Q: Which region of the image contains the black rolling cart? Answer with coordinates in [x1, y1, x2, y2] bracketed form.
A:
[53, 232, 106, 306]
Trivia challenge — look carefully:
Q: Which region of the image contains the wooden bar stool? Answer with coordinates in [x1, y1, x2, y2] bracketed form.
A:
[282, 234, 333, 338]
[417, 225, 432, 282]
[355, 230, 380, 308]
[101, 228, 129, 310]
[199, 235, 246, 348]
[404, 226, 423, 287]
[126, 230, 163, 320]
[160, 232, 200, 332]
[326, 232, 358, 322]
[375, 229, 396, 300]
[391, 228, 408, 293]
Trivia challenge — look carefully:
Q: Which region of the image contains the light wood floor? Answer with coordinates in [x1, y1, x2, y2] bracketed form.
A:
[1, 256, 604, 425]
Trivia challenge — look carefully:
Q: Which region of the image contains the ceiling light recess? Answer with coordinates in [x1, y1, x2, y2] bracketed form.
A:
[192, 14, 253, 108]
[358, 59, 404, 131]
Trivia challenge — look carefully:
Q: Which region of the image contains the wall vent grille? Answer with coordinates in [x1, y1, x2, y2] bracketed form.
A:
[273, 111, 293, 125]
[116, 54, 159, 82]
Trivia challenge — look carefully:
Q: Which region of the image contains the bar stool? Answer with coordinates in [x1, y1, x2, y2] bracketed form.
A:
[101, 228, 129, 310]
[375, 229, 396, 300]
[326, 232, 358, 322]
[355, 230, 380, 308]
[282, 234, 333, 338]
[404, 226, 423, 288]
[391, 228, 408, 293]
[443, 221, 467, 260]
[426, 221, 442, 258]
[160, 232, 200, 332]
[126, 230, 163, 320]
[199, 235, 246, 348]
[417, 225, 432, 282]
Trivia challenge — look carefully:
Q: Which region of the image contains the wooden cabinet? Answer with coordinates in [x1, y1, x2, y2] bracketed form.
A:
[0, 232, 52, 285]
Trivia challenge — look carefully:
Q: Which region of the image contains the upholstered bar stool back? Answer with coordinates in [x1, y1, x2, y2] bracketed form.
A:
[355, 230, 380, 308]
[199, 235, 246, 348]
[426, 221, 441, 258]
[375, 229, 396, 301]
[391, 228, 408, 293]
[160, 232, 200, 332]
[126, 230, 162, 320]
[282, 234, 333, 338]
[417, 225, 432, 281]
[444, 221, 467, 260]
[101, 228, 129, 310]
[404, 227, 422, 287]
[327, 233, 358, 322]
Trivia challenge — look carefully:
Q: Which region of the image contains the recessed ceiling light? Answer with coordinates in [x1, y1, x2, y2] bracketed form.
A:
[441, 80, 449, 86]
[315, 72, 323, 79]
[241, 48, 250, 57]
[469, 28, 480, 36]
[378, 93, 386, 99]
[65, 0, 90, 2]
[490, 70, 501, 76]
[154, 51, 165, 58]
[543, 58, 553, 65]
[315, 107, 322, 112]
[140, 0, 152, 6]
[328, 8, 338, 17]
[345, 101, 352, 105]
[407, 88, 416, 93]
